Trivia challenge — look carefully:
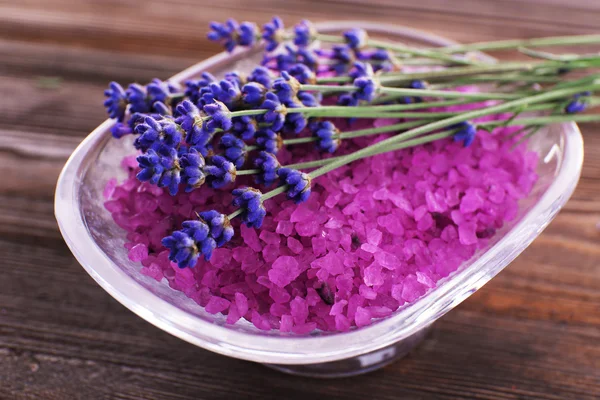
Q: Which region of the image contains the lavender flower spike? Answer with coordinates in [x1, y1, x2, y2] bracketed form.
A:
[277, 168, 312, 204]
[262, 16, 285, 52]
[232, 187, 267, 228]
[294, 20, 317, 47]
[206, 155, 236, 189]
[253, 151, 280, 187]
[104, 81, 127, 121]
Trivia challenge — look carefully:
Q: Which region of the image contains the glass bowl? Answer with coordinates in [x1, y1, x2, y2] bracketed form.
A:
[55, 22, 584, 378]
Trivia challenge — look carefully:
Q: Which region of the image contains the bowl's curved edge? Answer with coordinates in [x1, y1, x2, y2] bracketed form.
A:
[55, 22, 584, 365]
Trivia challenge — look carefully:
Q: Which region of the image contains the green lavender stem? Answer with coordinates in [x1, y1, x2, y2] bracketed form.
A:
[429, 74, 562, 89]
[316, 63, 534, 85]
[238, 106, 600, 176]
[434, 34, 600, 54]
[306, 81, 600, 180]
[240, 108, 600, 218]
[300, 84, 521, 100]
[241, 96, 600, 153]
[314, 33, 480, 66]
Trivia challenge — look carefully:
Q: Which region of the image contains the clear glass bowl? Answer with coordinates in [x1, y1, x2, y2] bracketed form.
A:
[55, 22, 584, 378]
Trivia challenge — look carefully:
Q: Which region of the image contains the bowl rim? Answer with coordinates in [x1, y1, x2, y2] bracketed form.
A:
[55, 22, 584, 365]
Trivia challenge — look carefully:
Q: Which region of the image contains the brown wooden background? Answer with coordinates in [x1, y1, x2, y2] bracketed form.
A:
[1, 1, 599, 399]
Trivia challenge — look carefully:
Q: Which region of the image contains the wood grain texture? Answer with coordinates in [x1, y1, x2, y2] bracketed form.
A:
[0, 1, 599, 399]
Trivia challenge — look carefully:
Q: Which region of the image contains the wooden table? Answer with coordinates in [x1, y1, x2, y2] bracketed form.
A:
[1, 1, 599, 399]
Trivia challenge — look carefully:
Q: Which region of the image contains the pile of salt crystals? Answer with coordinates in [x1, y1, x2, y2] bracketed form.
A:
[105, 118, 538, 334]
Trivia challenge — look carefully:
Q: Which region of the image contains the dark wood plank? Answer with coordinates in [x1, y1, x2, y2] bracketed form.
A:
[1, 1, 600, 399]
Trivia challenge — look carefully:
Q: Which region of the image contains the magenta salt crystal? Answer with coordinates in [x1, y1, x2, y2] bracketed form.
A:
[367, 229, 383, 246]
[276, 220, 294, 236]
[270, 286, 291, 304]
[363, 263, 385, 287]
[330, 299, 348, 316]
[354, 307, 372, 328]
[325, 192, 342, 208]
[103, 178, 118, 200]
[335, 314, 351, 331]
[226, 307, 241, 324]
[460, 188, 486, 213]
[458, 222, 478, 245]
[234, 292, 249, 316]
[259, 230, 281, 245]
[311, 236, 327, 256]
[290, 296, 309, 324]
[367, 306, 393, 318]
[140, 263, 163, 281]
[262, 244, 280, 262]
[280, 314, 293, 332]
[268, 256, 301, 288]
[128, 243, 148, 262]
[374, 250, 400, 270]
[295, 220, 321, 237]
[290, 204, 314, 223]
[209, 248, 231, 268]
[252, 311, 271, 331]
[287, 237, 304, 254]
[400, 274, 426, 302]
[241, 225, 263, 252]
[270, 303, 289, 317]
[416, 271, 436, 288]
[205, 296, 230, 314]
[359, 284, 377, 300]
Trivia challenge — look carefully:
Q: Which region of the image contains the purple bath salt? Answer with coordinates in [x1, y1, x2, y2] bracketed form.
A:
[106, 111, 538, 334]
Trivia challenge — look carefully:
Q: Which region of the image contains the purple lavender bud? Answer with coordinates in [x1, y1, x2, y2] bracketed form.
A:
[277, 168, 312, 204]
[255, 129, 282, 154]
[206, 155, 236, 189]
[283, 101, 308, 134]
[297, 91, 320, 107]
[208, 19, 258, 52]
[238, 22, 258, 47]
[452, 121, 477, 147]
[199, 210, 234, 247]
[231, 116, 258, 140]
[232, 187, 267, 228]
[104, 81, 127, 121]
[136, 144, 181, 195]
[353, 76, 378, 102]
[259, 92, 286, 131]
[248, 66, 274, 88]
[348, 61, 374, 80]
[185, 72, 217, 104]
[134, 116, 183, 152]
[179, 147, 206, 192]
[253, 151, 280, 187]
[219, 133, 247, 169]
[343, 28, 368, 49]
[294, 20, 317, 47]
[565, 92, 591, 114]
[241, 82, 268, 106]
[288, 63, 316, 84]
[337, 92, 360, 107]
[273, 71, 301, 103]
[203, 101, 233, 131]
[262, 16, 285, 52]
[208, 79, 241, 108]
[310, 120, 340, 153]
[111, 122, 132, 139]
[224, 71, 247, 87]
